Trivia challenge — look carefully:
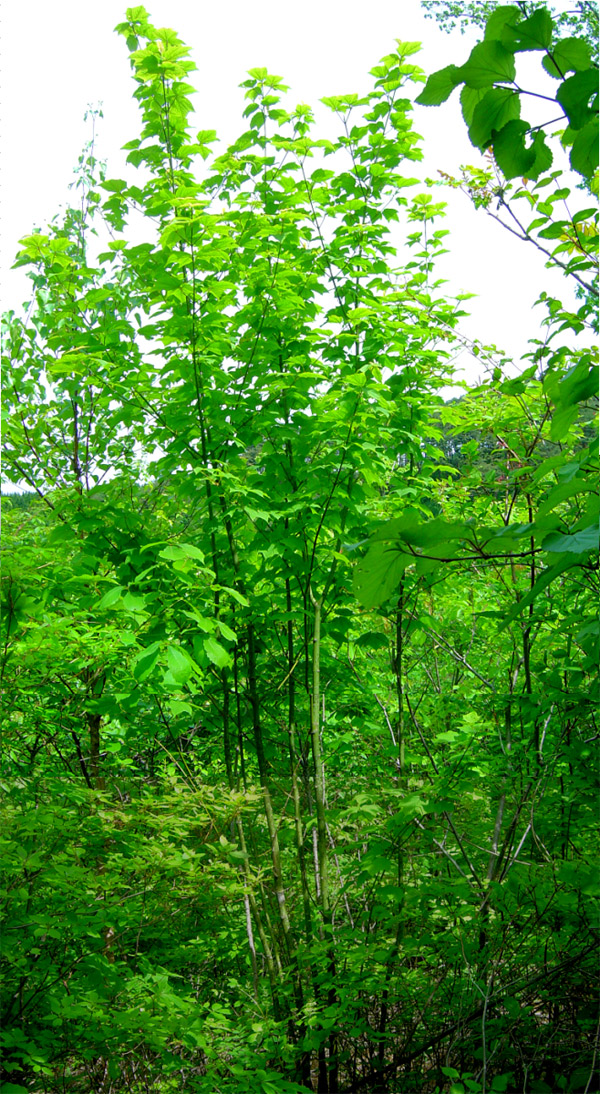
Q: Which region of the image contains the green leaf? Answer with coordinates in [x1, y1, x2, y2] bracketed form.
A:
[556, 70, 599, 130]
[203, 635, 231, 669]
[468, 87, 520, 148]
[460, 85, 488, 127]
[159, 545, 188, 561]
[159, 543, 205, 562]
[415, 65, 463, 106]
[133, 641, 161, 682]
[491, 119, 535, 178]
[169, 699, 193, 716]
[167, 644, 194, 684]
[552, 358, 599, 411]
[355, 631, 390, 650]
[98, 586, 123, 609]
[543, 38, 592, 79]
[179, 543, 205, 560]
[549, 404, 579, 441]
[101, 178, 128, 193]
[537, 219, 571, 240]
[542, 526, 599, 555]
[527, 130, 553, 180]
[123, 591, 147, 613]
[48, 524, 76, 544]
[483, 6, 521, 42]
[503, 9, 553, 51]
[570, 117, 599, 177]
[353, 542, 410, 609]
[459, 40, 516, 89]
[369, 513, 471, 560]
[219, 585, 250, 607]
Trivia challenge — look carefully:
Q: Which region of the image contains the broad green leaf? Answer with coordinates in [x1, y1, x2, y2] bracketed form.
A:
[159, 543, 205, 562]
[556, 70, 599, 130]
[203, 635, 231, 668]
[570, 117, 599, 177]
[436, 730, 459, 743]
[543, 38, 592, 79]
[159, 545, 189, 561]
[502, 9, 553, 51]
[123, 591, 146, 612]
[179, 543, 205, 560]
[537, 219, 571, 240]
[400, 518, 469, 549]
[526, 130, 553, 180]
[216, 620, 237, 642]
[415, 65, 463, 106]
[133, 641, 161, 682]
[491, 119, 535, 178]
[101, 179, 128, 193]
[460, 85, 488, 127]
[183, 609, 216, 632]
[396, 793, 427, 819]
[48, 524, 75, 544]
[353, 542, 410, 609]
[167, 644, 194, 684]
[549, 403, 580, 441]
[468, 87, 520, 148]
[550, 357, 599, 414]
[169, 699, 193, 716]
[396, 41, 421, 59]
[355, 631, 390, 650]
[542, 526, 599, 554]
[219, 585, 250, 607]
[483, 6, 521, 42]
[98, 586, 123, 609]
[459, 41, 516, 89]
[369, 508, 436, 543]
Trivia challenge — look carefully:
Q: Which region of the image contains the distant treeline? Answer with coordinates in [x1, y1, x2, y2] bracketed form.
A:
[1, 491, 37, 510]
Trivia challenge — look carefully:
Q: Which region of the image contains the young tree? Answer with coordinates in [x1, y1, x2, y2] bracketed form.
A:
[2, 5, 597, 1093]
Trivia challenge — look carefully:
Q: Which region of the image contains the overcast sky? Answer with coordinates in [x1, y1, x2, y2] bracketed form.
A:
[1, 0, 585, 381]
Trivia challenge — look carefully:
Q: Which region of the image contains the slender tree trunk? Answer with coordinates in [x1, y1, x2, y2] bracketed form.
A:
[309, 589, 338, 1093]
[88, 712, 104, 791]
[377, 587, 406, 1077]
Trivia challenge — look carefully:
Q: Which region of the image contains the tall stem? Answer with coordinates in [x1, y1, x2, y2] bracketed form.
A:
[309, 590, 329, 918]
[287, 577, 313, 946]
[378, 585, 406, 1070]
[309, 587, 338, 1092]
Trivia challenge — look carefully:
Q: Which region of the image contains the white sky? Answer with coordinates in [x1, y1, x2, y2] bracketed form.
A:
[1, 0, 588, 382]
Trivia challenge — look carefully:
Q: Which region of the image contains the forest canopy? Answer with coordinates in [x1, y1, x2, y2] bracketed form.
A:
[1, 3, 598, 1093]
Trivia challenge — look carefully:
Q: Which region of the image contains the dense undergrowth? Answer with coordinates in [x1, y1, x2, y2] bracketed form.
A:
[1, 4, 598, 1092]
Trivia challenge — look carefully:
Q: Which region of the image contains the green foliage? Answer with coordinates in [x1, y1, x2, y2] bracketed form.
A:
[425, 5, 598, 306]
[421, 0, 599, 64]
[417, 4, 599, 182]
[1, 6, 598, 1094]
